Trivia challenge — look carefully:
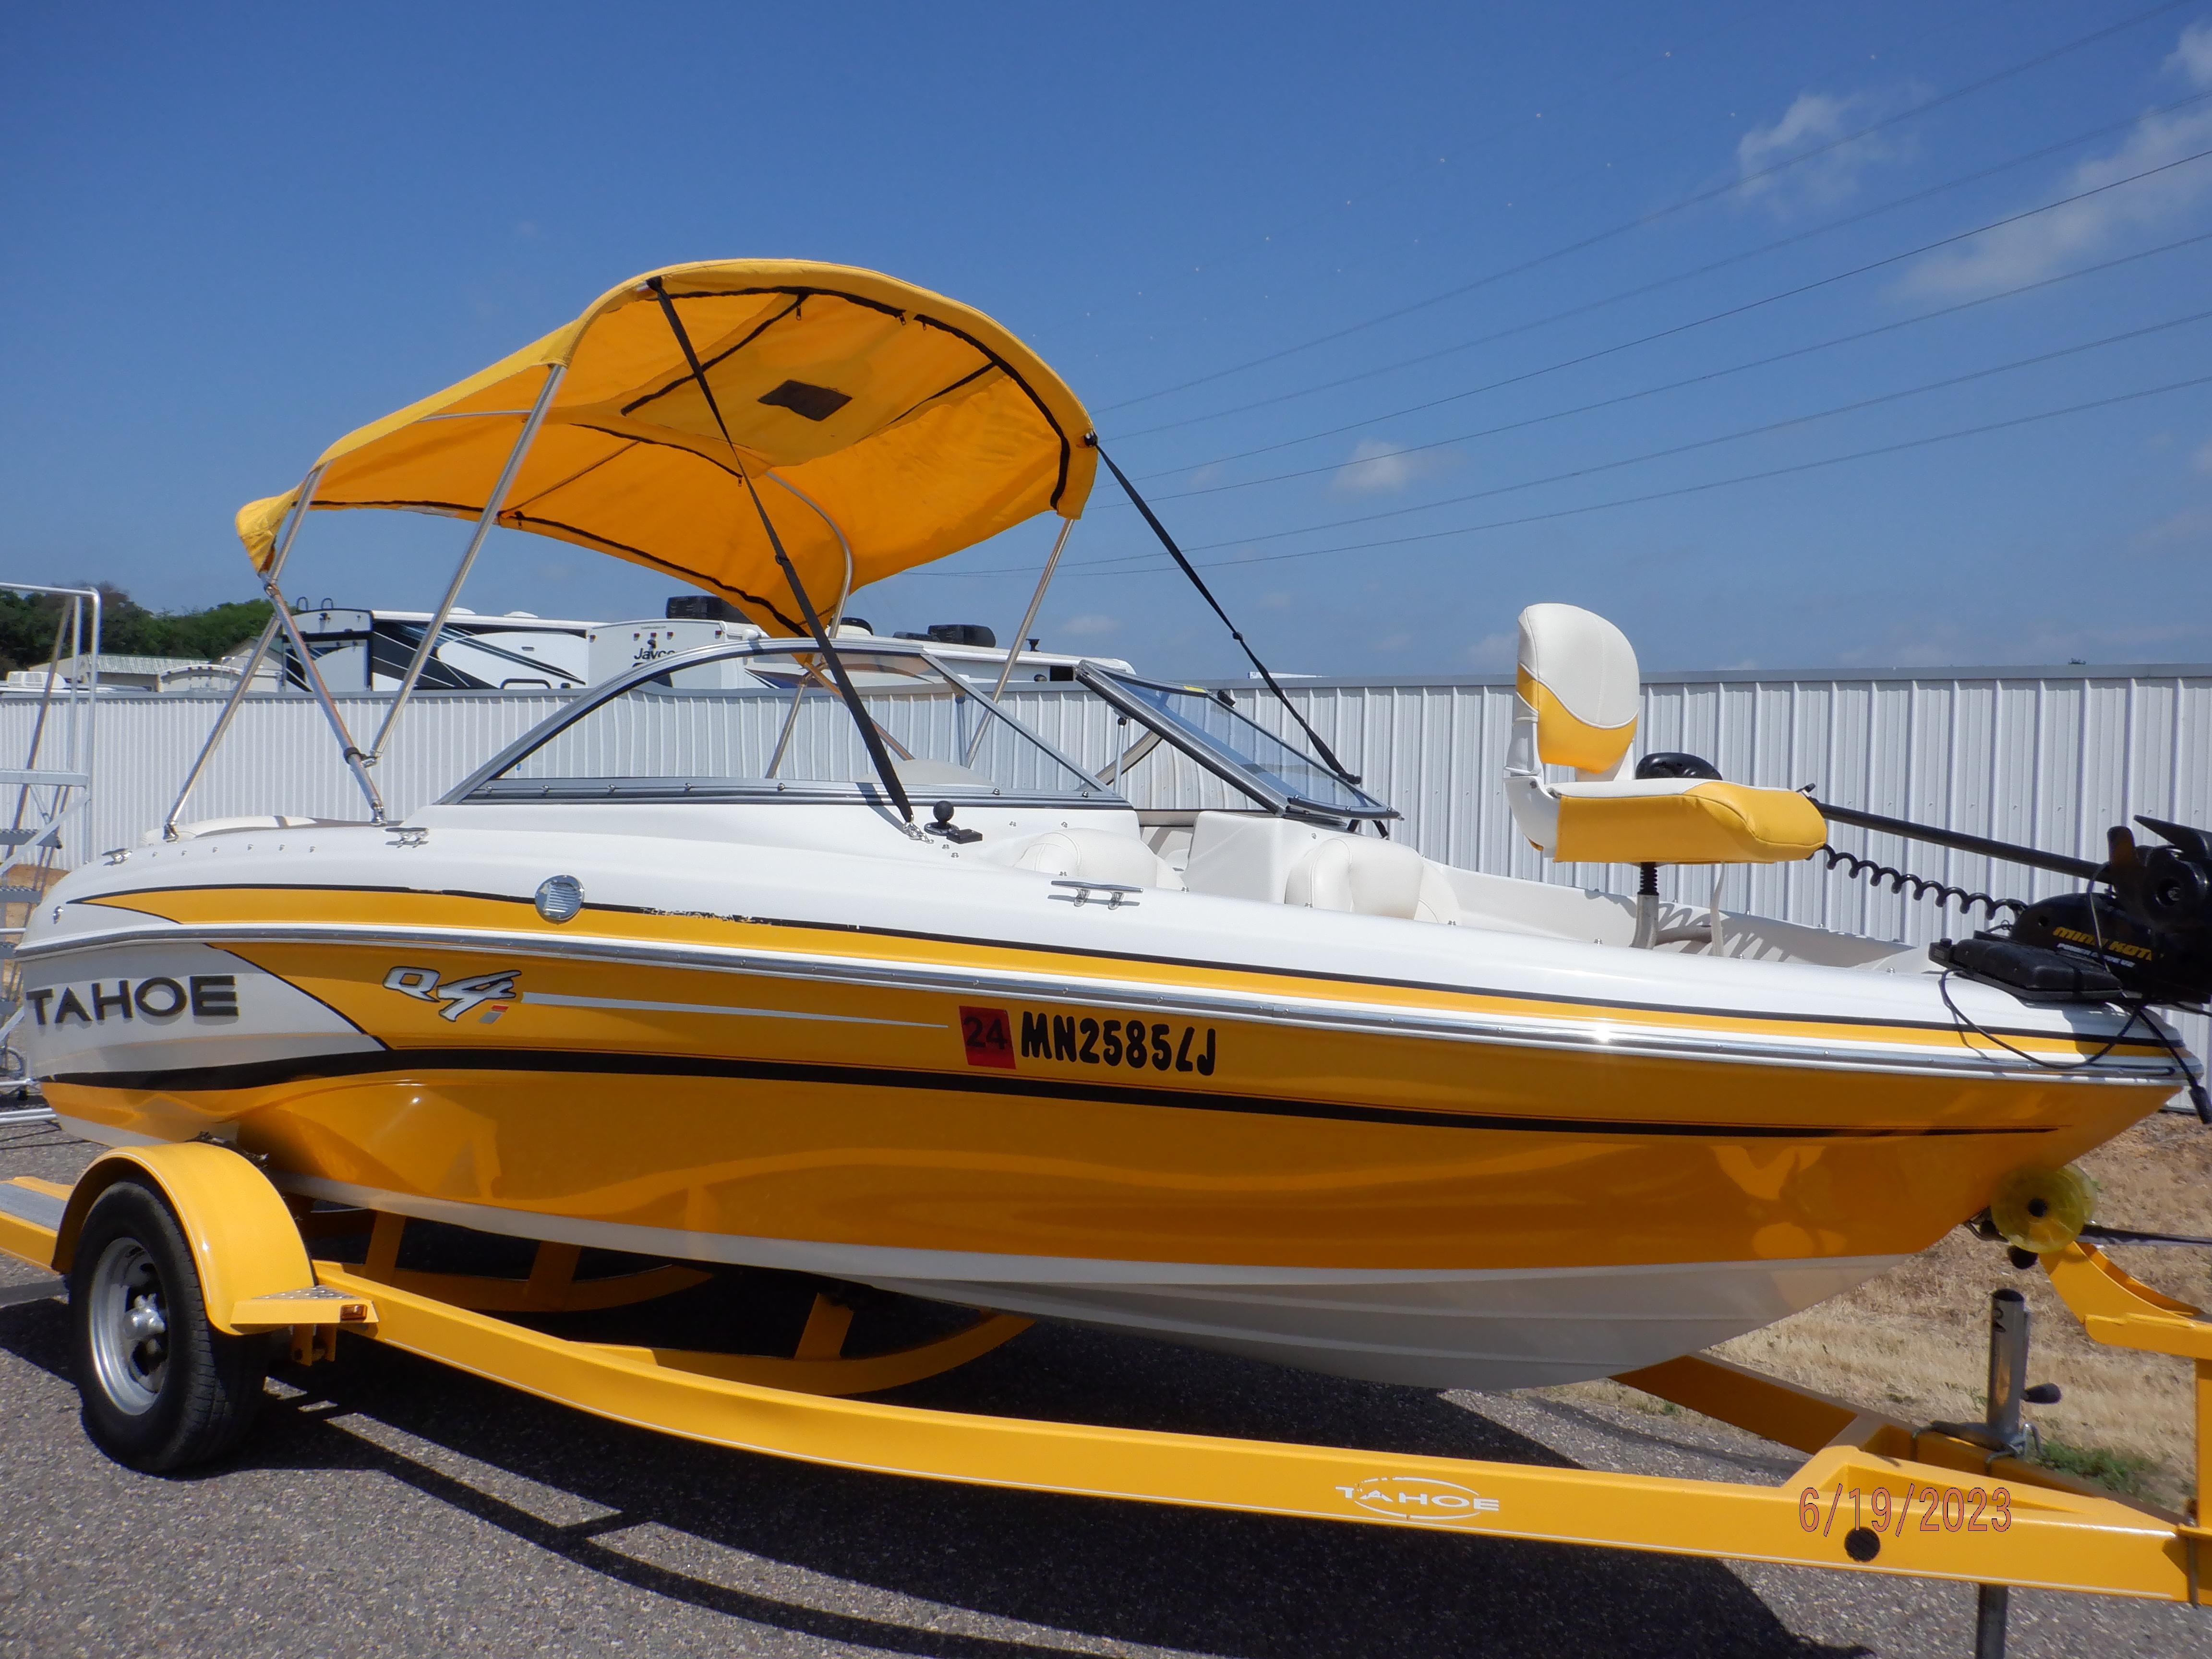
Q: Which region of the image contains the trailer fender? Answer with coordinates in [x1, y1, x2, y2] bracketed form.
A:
[55, 1144, 314, 1335]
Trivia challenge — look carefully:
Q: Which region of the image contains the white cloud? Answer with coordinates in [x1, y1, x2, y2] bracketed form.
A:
[1333, 438, 1438, 494]
[2014, 613, 2212, 658]
[1460, 630, 1516, 671]
[1055, 613, 1120, 637]
[2135, 502, 2212, 551]
[1836, 623, 1968, 668]
[1903, 23, 2212, 297]
[2192, 436, 2212, 474]
[1736, 88, 1916, 215]
[2175, 18, 2212, 87]
[1258, 589, 1294, 610]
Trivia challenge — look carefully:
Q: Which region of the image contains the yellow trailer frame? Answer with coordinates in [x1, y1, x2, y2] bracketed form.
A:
[3, 1145, 2207, 1613]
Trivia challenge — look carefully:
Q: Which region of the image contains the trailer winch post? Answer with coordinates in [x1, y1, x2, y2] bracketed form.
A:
[1975, 1288, 2031, 1659]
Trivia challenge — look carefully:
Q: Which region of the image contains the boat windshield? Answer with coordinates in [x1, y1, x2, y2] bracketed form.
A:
[456, 643, 1113, 807]
[1077, 667, 1395, 821]
[451, 640, 1397, 824]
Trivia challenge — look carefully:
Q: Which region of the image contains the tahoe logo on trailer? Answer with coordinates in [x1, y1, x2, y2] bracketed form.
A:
[1335, 1475, 1501, 1525]
[384, 966, 519, 1023]
[24, 975, 238, 1026]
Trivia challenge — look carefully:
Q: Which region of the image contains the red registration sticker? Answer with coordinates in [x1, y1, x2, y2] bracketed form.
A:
[959, 1006, 1016, 1069]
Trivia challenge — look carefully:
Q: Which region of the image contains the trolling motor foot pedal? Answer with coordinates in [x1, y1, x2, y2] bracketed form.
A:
[1931, 937, 2123, 1002]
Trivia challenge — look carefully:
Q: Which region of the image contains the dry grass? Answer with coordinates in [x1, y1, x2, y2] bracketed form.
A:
[1558, 1115, 2212, 1510]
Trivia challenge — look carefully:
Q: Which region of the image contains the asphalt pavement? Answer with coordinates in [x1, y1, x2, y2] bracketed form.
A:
[0, 1119, 2204, 1659]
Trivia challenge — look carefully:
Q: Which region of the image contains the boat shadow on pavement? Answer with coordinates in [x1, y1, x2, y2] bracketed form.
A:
[0, 1282, 1861, 1659]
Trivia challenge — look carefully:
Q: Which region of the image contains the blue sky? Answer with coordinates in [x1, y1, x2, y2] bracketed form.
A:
[6, 1, 2212, 675]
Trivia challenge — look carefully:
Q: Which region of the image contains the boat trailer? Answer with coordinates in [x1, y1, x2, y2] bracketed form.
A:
[1, 1142, 2206, 1655]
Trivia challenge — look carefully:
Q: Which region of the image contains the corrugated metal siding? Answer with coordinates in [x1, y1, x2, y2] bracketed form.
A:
[8, 667, 2207, 1057]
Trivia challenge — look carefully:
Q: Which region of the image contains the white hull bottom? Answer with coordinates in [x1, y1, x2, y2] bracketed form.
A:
[859, 1255, 1901, 1390]
[66, 1118, 1904, 1391]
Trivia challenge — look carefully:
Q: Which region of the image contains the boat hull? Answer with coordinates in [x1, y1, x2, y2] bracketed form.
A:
[24, 840, 2181, 1389]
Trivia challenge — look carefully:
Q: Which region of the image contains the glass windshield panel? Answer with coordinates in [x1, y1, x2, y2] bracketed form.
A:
[1090, 672, 1392, 817]
[477, 648, 1108, 802]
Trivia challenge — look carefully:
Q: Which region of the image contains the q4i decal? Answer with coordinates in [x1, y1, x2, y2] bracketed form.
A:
[385, 966, 520, 1024]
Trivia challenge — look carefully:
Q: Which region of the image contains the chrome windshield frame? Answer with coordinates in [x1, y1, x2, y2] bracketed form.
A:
[1075, 664, 1398, 824]
[439, 637, 1118, 808]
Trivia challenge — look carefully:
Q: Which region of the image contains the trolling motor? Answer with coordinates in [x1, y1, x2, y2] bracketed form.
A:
[1812, 800, 2212, 1009]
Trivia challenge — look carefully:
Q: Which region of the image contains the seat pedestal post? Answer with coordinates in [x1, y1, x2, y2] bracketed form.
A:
[1631, 862, 1659, 949]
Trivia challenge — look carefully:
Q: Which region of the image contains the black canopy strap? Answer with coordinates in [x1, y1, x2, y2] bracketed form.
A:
[1091, 441, 1372, 813]
[644, 277, 915, 826]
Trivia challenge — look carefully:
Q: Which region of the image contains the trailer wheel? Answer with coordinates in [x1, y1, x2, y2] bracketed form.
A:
[69, 1178, 269, 1471]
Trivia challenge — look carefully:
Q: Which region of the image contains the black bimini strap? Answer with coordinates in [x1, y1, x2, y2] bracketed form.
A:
[1092, 440, 1365, 801]
[645, 277, 915, 826]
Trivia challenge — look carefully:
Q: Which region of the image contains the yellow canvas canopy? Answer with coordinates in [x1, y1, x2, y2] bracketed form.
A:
[236, 259, 1096, 628]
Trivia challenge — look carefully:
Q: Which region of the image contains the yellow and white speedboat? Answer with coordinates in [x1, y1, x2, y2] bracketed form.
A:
[16, 262, 2195, 1390]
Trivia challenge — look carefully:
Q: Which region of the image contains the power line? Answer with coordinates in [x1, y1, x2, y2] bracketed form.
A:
[1096, 0, 2195, 415]
[1114, 88, 2212, 453]
[955, 372, 2212, 579]
[1152, 305, 2212, 550]
[1132, 228, 2212, 504]
[1072, 0, 1801, 329]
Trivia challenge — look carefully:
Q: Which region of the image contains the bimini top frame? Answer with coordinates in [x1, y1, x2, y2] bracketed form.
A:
[166, 259, 1103, 836]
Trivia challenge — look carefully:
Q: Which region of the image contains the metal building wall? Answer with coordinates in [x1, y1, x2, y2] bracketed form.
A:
[6, 665, 2207, 1055]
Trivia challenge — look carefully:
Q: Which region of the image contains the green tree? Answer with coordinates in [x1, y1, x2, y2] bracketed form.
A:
[0, 586, 272, 673]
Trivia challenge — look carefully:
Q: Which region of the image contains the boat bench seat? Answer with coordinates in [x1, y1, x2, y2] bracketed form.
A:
[1012, 828, 1185, 890]
[1286, 836, 1459, 924]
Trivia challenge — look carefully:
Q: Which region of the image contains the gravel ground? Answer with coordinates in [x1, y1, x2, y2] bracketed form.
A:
[1, 1120, 2205, 1659]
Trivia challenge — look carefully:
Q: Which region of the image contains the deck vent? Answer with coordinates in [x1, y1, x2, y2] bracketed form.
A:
[535, 874, 586, 923]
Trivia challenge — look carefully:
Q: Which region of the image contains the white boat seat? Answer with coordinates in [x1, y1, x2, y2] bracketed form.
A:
[1012, 829, 1186, 890]
[1286, 837, 1459, 924]
[1503, 603, 1824, 866]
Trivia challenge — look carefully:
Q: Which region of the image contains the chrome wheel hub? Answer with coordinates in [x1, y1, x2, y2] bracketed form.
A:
[87, 1237, 169, 1414]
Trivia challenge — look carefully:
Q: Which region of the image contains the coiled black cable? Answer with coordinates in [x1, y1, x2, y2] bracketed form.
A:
[1821, 844, 2024, 919]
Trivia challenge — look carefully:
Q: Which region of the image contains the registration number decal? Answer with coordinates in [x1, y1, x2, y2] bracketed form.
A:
[956, 1006, 1222, 1074]
[959, 1006, 1017, 1069]
[1021, 1010, 1217, 1074]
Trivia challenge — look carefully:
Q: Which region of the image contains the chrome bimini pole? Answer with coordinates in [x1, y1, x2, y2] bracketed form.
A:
[759, 477, 857, 779]
[263, 564, 387, 823]
[766, 475, 855, 629]
[367, 362, 566, 767]
[162, 465, 325, 838]
[966, 515, 1073, 766]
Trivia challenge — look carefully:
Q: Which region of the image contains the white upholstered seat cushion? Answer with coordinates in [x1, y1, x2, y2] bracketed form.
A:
[1285, 836, 1458, 923]
[1011, 829, 1186, 890]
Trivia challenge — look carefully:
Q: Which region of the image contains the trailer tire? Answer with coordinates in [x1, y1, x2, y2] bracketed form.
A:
[68, 1178, 269, 1471]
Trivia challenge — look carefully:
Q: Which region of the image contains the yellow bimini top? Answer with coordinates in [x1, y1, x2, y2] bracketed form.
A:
[235, 259, 1097, 628]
